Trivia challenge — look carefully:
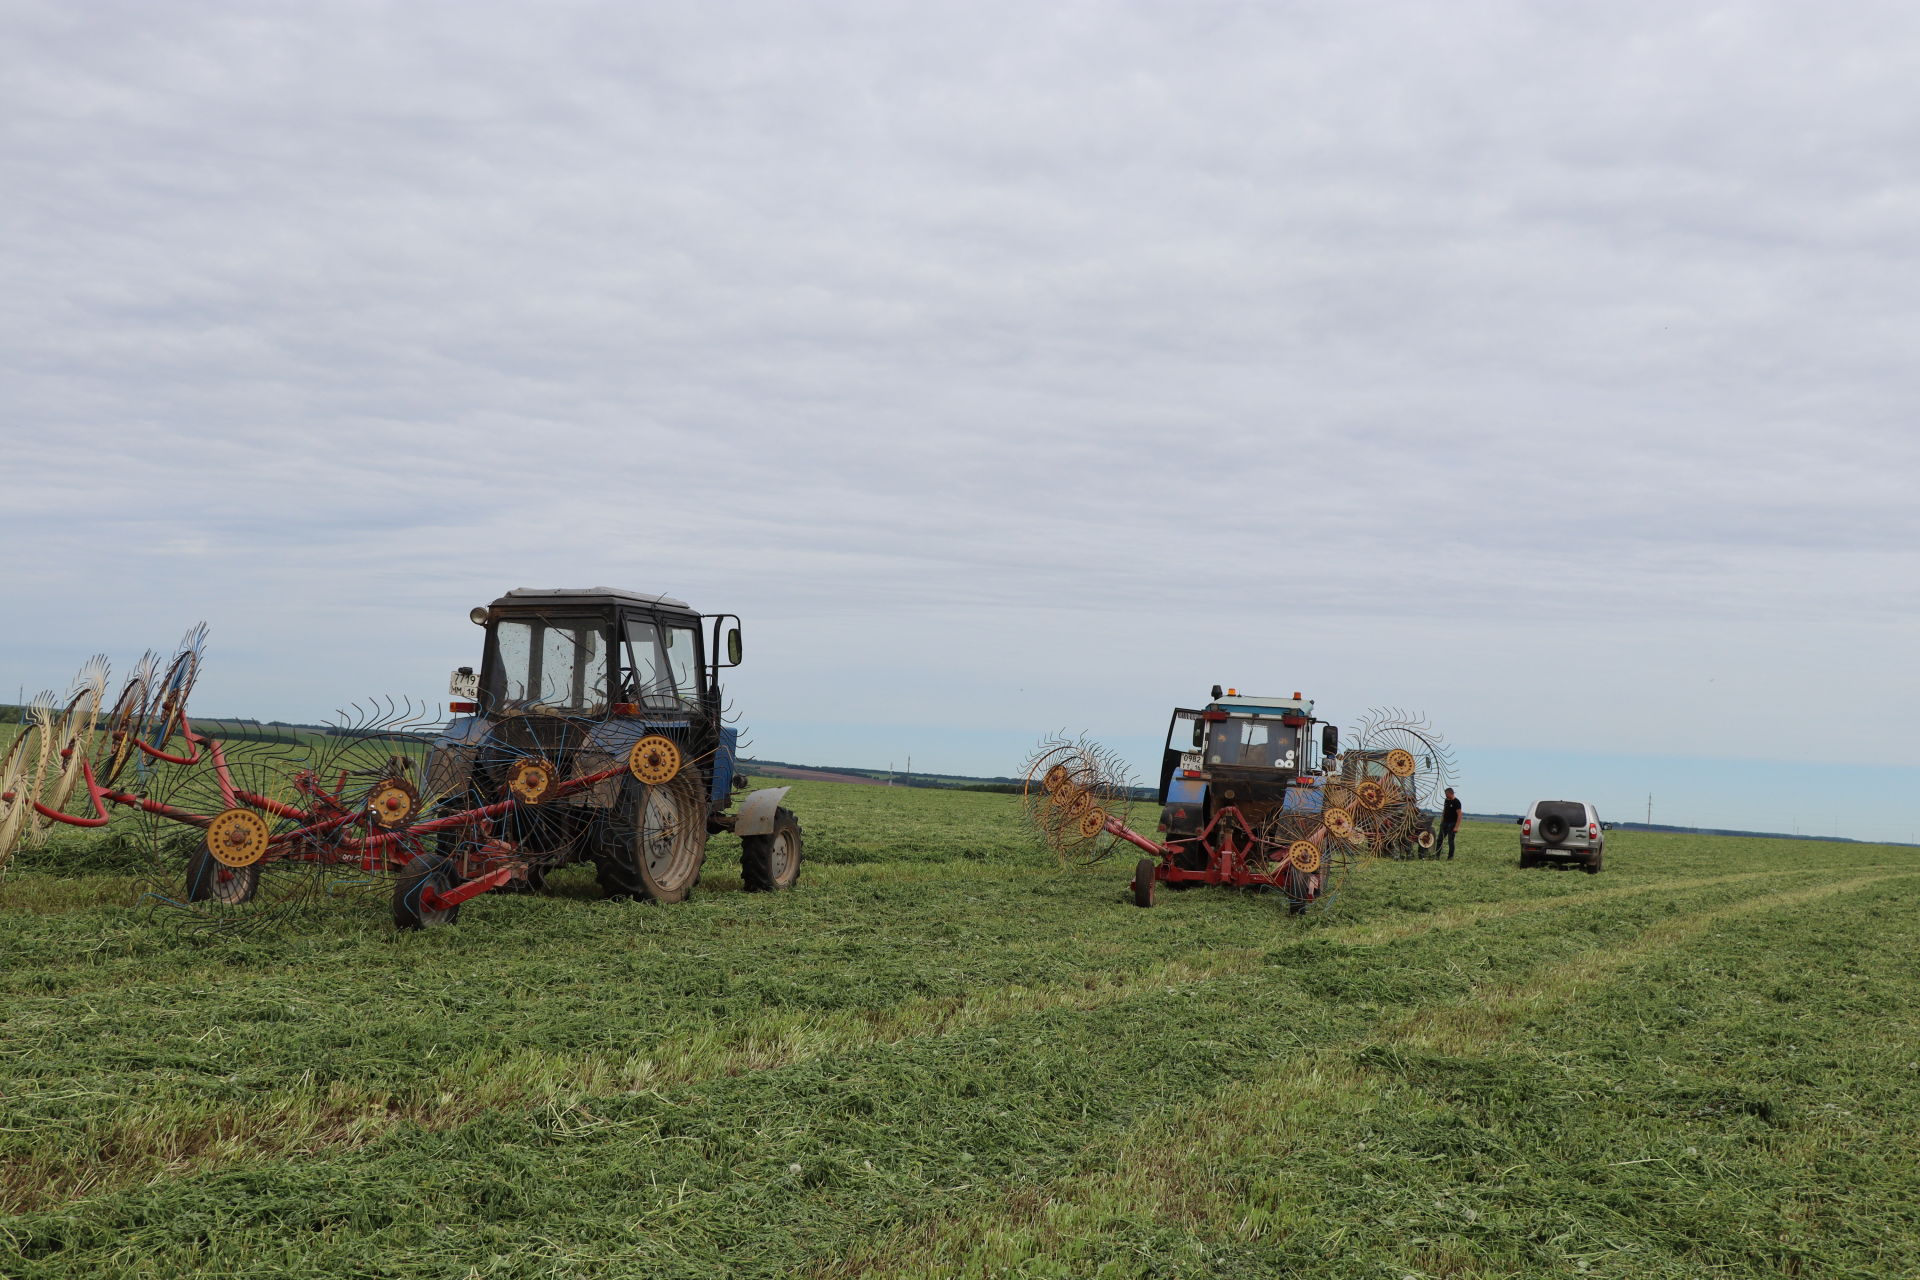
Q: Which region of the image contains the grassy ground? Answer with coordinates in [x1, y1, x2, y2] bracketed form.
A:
[1, 777, 1917, 1278]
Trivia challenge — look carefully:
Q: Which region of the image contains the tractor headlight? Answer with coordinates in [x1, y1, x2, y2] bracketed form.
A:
[469, 606, 491, 626]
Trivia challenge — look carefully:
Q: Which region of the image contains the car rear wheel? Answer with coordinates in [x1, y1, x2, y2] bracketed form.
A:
[1585, 849, 1603, 874]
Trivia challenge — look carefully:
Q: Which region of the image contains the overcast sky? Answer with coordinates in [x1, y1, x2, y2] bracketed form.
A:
[3, 2, 1917, 840]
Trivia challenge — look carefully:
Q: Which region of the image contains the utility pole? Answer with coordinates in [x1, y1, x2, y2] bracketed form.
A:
[1646, 793, 1652, 826]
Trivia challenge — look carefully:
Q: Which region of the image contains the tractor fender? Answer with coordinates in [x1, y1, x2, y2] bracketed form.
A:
[734, 786, 793, 837]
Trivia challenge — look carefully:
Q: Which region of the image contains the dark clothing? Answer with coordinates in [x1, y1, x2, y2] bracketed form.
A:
[1439, 796, 1462, 860]
[1437, 826, 1457, 859]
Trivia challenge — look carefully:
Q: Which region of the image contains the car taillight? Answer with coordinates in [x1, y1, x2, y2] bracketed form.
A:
[1522, 818, 1532, 835]
[1588, 823, 1599, 839]
[449, 701, 478, 714]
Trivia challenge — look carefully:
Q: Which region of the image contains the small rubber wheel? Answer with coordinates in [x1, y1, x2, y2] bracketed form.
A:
[184, 838, 260, 905]
[1585, 851, 1603, 874]
[1132, 857, 1156, 908]
[394, 853, 461, 930]
[741, 806, 803, 892]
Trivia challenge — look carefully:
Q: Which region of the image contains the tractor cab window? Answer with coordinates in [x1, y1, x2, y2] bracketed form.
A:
[1208, 717, 1301, 770]
[1167, 713, 1203, 752]
[622, 617, 700, 711]
[489, 617, 609, 712]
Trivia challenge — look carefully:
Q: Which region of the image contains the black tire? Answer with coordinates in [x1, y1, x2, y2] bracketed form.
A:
[1519, 847, 1536, 869]
[1132, 857, 1156, 908]
[393, 853, 460, 930]
[596, 775, 709, 903]
[1539, 814, 1570, 845]
[741, 806, 803, 892]
[184, 839, 260, 905]
[1585, 849, 1603, 874]
[1282, 866, 1312, 914]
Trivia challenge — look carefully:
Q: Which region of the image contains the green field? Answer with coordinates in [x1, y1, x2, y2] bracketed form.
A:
[3, 778, 1918, 1278]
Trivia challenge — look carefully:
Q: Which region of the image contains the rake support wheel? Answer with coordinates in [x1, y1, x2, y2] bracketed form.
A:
[1132, 857, 1156, 908]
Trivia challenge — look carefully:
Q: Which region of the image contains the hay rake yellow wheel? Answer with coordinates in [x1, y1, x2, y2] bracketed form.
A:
[1020, 735, 1136, 867]
[367, 777, 420, 830]
[0, 725, 48, 870]
[1324, 807, 1355, 840]
[37, 667, 107, 826]
[1355, 780, 1387, 811]
[1288, 840, 1322, 874]
[507, 757, 558, 805]
[1384, 748, 1417, 778]
[93, 667, 153, 787]
[205, 807, 271, 868]
[627, 735, 682, 786]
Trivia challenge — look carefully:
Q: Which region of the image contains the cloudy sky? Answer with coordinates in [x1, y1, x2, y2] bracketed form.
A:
[4, 2, 1916, 840]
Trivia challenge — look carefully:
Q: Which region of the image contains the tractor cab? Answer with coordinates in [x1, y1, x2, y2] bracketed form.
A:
[1157, 688, 1338, 848]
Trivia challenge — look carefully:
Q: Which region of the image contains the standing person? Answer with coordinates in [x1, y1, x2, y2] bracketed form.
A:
[1438, 787, 1462, 859]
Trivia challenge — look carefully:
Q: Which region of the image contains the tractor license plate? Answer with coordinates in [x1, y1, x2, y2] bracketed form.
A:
[1180, 751, 1203, 772]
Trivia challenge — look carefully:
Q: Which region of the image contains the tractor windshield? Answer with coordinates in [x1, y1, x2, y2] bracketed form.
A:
[1205, 716, 1301, 772]
[487, 616, 610, 713]
[621, 617, 702, 712]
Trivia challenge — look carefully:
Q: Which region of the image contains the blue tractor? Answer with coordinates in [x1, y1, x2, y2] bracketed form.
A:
[417, 587, 802, 921]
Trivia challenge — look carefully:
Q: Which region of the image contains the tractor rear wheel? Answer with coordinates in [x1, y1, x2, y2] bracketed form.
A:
[184, 838, 260, 905]
[1132, 857, 1156, 908]
[597, 775, 708, 903]
[741, 806, 802, 892]
[393, 853, 460, 929]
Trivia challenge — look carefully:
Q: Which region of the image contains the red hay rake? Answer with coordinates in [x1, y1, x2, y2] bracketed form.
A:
[0, 627, 712, 932]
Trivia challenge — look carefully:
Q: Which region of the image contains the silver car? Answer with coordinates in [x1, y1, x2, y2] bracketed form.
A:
[1518, 800, 1606, 873]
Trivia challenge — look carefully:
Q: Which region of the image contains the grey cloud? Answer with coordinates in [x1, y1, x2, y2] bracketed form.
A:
[2, 1, 1917, 828]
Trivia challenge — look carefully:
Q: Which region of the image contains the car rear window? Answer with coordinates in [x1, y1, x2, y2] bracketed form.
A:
[1536, 801, 1588, 825]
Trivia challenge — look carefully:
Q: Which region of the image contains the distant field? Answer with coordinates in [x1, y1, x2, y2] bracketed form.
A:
[3, 777, 1918, 1278]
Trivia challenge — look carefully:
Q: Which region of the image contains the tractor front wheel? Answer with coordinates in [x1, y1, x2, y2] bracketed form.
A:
[393, 853, 460, 929]
[1132, 857, 1156, 908]
[741, 806, 803, 892]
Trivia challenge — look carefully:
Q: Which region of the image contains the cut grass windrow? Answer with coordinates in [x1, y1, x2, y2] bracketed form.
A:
[0, 868, 1853, 1219]
[824, 870, 1920, 1280]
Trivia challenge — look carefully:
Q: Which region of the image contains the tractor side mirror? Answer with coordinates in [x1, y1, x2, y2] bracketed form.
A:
[726, 627, 743, 665]
[1320, 725, 1338, 757]
[1210, 684, 1223, 700]
[1514, 816, 1524, 825]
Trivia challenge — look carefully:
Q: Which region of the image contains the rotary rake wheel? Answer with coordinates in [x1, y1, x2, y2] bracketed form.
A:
[1257, 805, 1359, 914]
[1341, 708, 1456, 861]
[1021, 735, 1135, 866]
[135, 719, 336, 933]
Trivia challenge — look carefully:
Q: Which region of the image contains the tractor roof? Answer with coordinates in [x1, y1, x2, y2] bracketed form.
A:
[1210, 694, 1314, 717]
[491, 586, 694, 613]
